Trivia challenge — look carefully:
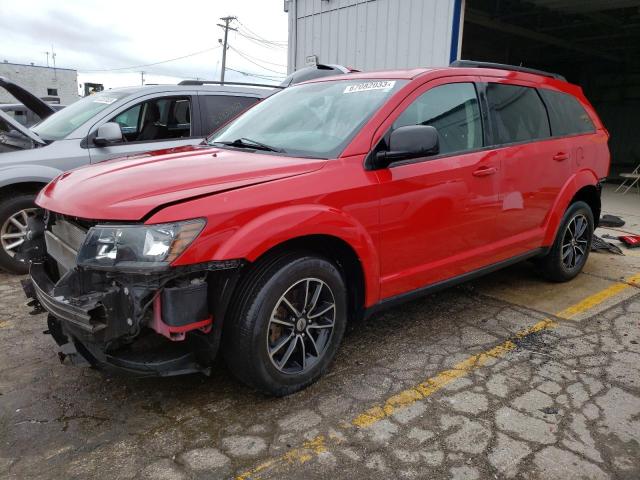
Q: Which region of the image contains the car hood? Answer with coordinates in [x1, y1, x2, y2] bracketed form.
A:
[0, 76, 56, 119]
[37, 145, 327, 221]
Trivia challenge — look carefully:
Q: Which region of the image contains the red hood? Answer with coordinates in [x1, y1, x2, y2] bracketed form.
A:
[37, 145, 326, 221]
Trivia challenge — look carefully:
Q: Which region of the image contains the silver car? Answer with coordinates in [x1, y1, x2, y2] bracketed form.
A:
[0, 81, 272, 273]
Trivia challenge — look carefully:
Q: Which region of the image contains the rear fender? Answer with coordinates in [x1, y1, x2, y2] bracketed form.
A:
[542, 169, 599, 245]
[215, 204, 380, 305]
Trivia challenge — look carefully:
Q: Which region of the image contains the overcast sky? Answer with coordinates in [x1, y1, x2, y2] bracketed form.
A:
[0, 0, 289, 90]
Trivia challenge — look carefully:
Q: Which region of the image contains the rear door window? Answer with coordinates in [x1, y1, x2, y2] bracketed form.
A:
[538, 89, 595, 136]
[393, 82, 483, 155]
[199, 95, 259, 135]
[486, 83, 550, 145]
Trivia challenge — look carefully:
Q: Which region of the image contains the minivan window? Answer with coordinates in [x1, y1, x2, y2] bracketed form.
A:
[200, 95, 259, 135]
[394, 83, 482, 155]
[210, 79, 408, 159]
[32, 91, 130, 141]
[109, 96, 192, 143]
[486, 84, 550, 145]
[538, 89, 595, 136]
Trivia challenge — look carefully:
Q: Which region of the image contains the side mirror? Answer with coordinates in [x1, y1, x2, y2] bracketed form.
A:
[93, 122, 123, 147]
[375, 125, 439, 168]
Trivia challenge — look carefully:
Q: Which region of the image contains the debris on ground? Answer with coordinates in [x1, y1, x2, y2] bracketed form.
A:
[599, 214, 625, 228]
[618, 234, 640, 248]
[591, 234, 624, 255]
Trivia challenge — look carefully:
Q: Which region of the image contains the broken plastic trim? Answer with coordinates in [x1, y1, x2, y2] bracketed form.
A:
[24, 258, 247, 376]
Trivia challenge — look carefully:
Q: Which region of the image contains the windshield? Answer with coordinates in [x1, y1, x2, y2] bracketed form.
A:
[209, 79, 407, 158]
[31, 91, 130, 141]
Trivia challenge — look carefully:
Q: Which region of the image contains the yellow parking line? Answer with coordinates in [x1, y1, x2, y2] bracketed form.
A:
[236, 434, 335, 480]
[351, 318, 555, 428]
[353, 272, 640, 429]
[236, 272, 640, 479]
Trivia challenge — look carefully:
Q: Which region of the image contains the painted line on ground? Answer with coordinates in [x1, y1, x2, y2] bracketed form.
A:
[235, 272, 640, 480]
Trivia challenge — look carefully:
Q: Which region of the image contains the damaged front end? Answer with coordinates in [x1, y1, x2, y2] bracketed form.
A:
[22, 212, 244, 376]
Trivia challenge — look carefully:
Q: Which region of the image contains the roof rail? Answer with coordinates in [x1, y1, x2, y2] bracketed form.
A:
[450, 60, 566, 81]
[177, 80, 283, 89]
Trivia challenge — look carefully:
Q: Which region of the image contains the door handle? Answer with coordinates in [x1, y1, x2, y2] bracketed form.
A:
[553, 152, 569, 161]
[472, 166, 498, 177]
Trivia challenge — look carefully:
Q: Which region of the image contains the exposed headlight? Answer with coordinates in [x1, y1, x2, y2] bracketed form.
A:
[77, 219, 205, 271]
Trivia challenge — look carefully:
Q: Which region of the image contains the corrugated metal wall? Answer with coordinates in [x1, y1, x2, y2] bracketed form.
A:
[287, 0, 461, 73]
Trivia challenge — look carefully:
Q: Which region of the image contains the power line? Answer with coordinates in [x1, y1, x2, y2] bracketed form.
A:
[229, 45, 287, 68]
[236, 30, 287, 49]
[228, 45, 287, 75]
[226, 67, 285, 81]
[80, 46, 221, 72]
[237, 20, 287, 46]
[235, 30, 287, 53]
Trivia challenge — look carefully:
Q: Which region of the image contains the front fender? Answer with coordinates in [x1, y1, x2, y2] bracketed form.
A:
[214, 204, 380, 306]
[542, 168, 599, 245]
[0, 164, 62, 190]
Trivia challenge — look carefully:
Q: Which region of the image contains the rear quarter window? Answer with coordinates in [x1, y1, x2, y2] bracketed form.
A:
[538, 89, 595, 136]
[200, 95, 260, 135]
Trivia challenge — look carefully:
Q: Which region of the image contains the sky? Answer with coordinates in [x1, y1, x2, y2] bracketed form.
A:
[0, 0, 289, 92]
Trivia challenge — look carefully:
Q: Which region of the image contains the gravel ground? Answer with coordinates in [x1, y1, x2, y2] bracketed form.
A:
[1, 252, 639, 479]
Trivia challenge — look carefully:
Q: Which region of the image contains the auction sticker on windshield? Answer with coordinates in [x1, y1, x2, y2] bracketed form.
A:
[344, 81, 396, 94]
[92, 97, 118, 105]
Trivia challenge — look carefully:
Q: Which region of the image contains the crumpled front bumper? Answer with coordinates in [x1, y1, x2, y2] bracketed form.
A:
[23, 261, 230, 377]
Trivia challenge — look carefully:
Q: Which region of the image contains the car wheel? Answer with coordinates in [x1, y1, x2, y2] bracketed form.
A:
[0, 194, 40, 274]
[223, 252, 347, 396]
[537, 200, 594, 282]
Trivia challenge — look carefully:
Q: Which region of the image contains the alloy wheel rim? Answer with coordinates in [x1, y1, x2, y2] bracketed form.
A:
[267, 277, 336, 375]
[561, 213, 589, 269]
[0, 208, 38, 259]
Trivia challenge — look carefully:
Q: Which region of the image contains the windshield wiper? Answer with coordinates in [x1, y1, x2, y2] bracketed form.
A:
[213, 137, 285, 153]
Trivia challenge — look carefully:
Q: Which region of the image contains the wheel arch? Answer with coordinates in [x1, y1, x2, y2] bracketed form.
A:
[543, 169, 600, 245]
[0, 181, 48, 199]
[0, 165, 62, 199]
[245, 234, 367, 323]
[208, 204, 380, 308]
[569, 184, 601, 228]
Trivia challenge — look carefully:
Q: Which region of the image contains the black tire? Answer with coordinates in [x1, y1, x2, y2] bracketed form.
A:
[537, 200, 594, 282]
[0, 193, 38, 274]
[223, 252, 347, 396]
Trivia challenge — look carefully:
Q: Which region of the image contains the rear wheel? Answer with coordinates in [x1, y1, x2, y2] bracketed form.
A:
[537, 201, 594, 282]
[223, 253, 347, 396]
[0, 194, 39, 274]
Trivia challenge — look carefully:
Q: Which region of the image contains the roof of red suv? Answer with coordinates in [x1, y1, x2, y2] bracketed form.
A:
[301, 64, 583, 98]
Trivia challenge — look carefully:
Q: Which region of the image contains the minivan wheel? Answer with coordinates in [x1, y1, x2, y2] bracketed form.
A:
[0, 194, 39, 274]
[223, 253, 347, 396]
[537, 201, 594, 282]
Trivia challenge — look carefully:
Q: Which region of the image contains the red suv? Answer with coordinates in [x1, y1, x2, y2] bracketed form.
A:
[24, 62, 609, 395]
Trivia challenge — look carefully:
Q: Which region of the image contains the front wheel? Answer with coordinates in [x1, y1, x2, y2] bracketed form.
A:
[223, 253, 347, 396]
[536, 201, 594, 282]
[0, 194, 40, 274]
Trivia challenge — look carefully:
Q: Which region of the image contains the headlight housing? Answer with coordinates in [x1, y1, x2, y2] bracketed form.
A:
[77, 219, 205, 271]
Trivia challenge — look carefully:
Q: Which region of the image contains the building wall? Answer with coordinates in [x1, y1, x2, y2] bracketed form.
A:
[287, 0, 464, 73]
[0, 63, 78, 105]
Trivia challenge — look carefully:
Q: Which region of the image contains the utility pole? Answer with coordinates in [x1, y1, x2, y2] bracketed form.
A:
[43, 51, 49, 68]
[51, 46, 57, 79]
[141, 71, 145, 85]
[217, 15, 237, 83]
